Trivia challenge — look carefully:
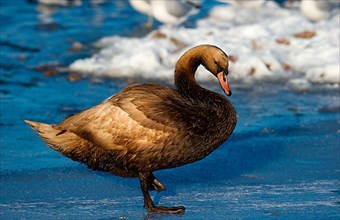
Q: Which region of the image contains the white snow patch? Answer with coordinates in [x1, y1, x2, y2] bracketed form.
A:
[69, 2, 340, 86]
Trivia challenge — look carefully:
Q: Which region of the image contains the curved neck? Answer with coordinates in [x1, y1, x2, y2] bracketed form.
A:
[174, 50, 205, 99]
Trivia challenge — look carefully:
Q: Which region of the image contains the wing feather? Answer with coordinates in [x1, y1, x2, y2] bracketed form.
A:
[57, 84, 178, 153]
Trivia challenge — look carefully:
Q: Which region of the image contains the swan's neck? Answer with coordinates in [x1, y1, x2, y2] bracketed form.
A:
[174, 52, 205, 99]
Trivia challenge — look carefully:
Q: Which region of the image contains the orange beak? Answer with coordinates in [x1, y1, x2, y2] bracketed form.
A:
[217, 71, 232, 96]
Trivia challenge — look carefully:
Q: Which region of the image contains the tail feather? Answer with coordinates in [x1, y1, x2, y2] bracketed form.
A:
[25, 120, 135, 177]
[24, 120, 91, 162]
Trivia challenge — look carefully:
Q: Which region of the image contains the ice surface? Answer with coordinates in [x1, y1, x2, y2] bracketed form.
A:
[1, 74, 339, 219]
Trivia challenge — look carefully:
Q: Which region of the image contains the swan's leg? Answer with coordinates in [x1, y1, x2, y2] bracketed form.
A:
[139, 173, 185, 214]
[146, 172, 166, 192]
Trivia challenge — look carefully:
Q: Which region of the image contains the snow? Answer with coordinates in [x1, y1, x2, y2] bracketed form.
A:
[70, 1, 340, 86]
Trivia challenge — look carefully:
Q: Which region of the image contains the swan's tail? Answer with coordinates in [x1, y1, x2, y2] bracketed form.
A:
[24, 120, 91, 162]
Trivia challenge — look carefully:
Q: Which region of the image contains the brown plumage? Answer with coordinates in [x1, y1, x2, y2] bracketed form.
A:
[25, 44, 237, 214]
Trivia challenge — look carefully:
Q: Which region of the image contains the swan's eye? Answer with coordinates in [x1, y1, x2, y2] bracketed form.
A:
[216, 63, 223, 73]
[223, 70, 228, 81]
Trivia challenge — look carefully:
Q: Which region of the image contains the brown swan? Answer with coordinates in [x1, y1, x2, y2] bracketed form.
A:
[25, 44, 237, 214]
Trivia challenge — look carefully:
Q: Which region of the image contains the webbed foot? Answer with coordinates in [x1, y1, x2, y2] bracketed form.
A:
[148, 205, 185, 214]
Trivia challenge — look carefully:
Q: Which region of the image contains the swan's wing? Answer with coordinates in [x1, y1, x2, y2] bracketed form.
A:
[113, 83, 216, 137]
[56, 84, 183, 153]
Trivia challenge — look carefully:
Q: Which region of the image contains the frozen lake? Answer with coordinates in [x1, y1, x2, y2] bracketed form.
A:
[1, 0, 339, 219]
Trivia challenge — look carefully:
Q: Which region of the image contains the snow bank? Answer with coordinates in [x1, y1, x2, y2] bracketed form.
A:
[69, 1, 340, 86]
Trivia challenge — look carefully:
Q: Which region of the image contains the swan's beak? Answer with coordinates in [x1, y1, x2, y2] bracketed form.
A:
[217, 71, 232, 96]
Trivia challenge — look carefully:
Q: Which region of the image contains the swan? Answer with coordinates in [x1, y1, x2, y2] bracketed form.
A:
[25, 44, 237, 214]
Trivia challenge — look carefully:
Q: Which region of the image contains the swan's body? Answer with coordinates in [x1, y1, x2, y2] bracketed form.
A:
[25, 45, 237, 214]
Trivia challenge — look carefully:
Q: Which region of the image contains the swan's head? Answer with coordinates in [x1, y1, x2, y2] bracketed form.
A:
[201, 45, 232, 96]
